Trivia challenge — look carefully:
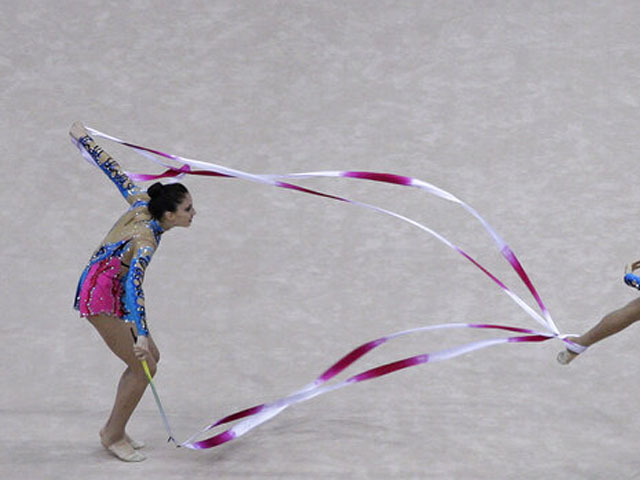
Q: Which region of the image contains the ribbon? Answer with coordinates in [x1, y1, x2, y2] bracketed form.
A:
[75, 127, 577, 449]
[85, 127, 556, 333]
[181, 323, 553, 449]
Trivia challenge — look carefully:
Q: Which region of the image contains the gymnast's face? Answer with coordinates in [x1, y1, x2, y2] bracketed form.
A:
[164, 193, 196, 229]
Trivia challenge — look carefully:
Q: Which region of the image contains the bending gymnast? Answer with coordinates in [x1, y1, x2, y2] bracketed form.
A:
[70, 122, 196, 461]
[558, 261, 640, 365]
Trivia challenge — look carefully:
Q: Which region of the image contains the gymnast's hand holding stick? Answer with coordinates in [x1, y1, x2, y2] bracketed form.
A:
[133, 334, 152, 363]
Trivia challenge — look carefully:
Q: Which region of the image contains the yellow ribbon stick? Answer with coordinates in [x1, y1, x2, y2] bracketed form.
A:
[131, 330, 176, 443]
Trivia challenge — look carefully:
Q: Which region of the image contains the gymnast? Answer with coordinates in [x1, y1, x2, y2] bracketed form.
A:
[70, 122, 196, 461]
[558, 261, 640, 365]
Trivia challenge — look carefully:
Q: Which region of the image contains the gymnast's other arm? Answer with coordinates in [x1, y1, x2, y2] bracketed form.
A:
[123, 241, 156, 363]
[69, 121, 144, 205]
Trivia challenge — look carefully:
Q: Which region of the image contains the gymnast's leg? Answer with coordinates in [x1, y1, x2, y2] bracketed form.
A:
[558, 297, 640, 364]
[88, 314, 159, 461]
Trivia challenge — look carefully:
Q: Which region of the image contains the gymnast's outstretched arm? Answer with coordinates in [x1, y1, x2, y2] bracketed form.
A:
[70, 121, 143, 204]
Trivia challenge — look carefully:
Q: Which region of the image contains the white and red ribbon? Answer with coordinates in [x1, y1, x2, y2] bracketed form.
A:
[181, 323, 554, 449]
[76, 127, 578, 449]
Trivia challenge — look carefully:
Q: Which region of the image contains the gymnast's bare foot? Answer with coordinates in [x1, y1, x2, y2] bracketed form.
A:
[100, 429, 146, 462]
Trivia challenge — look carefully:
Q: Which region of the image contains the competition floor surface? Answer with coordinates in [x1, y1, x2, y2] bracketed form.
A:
[3, 1, 640, 478]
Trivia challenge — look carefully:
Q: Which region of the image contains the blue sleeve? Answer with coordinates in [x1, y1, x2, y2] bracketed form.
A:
[77, 134, 143, 204]
[122, 244, 155, 336]
[624, 273, 640, 290]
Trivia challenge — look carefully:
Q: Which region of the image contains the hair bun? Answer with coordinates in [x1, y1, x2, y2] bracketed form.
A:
[147, 182, 164, 198]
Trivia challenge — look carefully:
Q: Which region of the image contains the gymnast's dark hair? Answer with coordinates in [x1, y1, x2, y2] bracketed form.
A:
[147, 182, 189, 220]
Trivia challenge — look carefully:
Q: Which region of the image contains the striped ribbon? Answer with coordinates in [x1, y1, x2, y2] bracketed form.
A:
[76, 127, 577, 449]
[181, 323, 554, 449]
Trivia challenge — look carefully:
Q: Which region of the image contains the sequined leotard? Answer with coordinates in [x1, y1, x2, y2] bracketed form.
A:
[73, 133, 162, 336]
